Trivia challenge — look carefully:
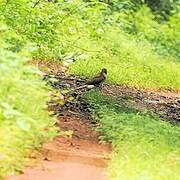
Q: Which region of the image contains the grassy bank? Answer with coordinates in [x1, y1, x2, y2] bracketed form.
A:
[69, 28, 180, 90]
[83, 90, 180, 179]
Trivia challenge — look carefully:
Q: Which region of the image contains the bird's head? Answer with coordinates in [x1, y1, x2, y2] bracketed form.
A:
[101, 68, 107, 78]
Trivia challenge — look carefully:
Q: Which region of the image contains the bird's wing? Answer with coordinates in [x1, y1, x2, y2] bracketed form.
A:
[86, 75, 105, 85]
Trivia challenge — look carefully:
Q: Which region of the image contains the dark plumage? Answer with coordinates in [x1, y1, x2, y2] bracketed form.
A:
[86, 68, 107, 86]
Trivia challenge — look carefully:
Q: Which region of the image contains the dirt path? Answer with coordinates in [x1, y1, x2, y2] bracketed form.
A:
[8, 61, 179, 180]
[7, 113, 111, 180]
[32, 60, 180, 123]
[103, 84, 180, 123]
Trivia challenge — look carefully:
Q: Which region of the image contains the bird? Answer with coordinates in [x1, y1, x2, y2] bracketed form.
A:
[72, 68, 107, 92]
[86, 68, 107, 87]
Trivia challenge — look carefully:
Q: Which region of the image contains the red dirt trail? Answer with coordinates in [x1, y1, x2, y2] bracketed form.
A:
[7, 113, 111, 180]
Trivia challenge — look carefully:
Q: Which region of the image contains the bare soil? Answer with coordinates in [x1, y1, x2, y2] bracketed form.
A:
[7, 112, 111, 180]
[103, 84, 180, 123]
[45, 70, 180, 123]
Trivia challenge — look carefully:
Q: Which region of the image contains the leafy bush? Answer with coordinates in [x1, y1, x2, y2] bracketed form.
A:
[0, 0, 108, 60]
[133, 7, 180, 59]
[1, 0, 179, 61]
[144, 0, 178, 19]
[3, 0, 177, 89]
[84, 91, 180, 180]
[107, 5, 180, 59]
[0, 23, 57, 177]
[101, 0, 178, 19]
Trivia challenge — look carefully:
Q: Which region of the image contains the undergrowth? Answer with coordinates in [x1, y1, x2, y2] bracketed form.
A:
[0, 0, 180, 89]
[0, 25, 57, 177]
[83, 90, 180, 180]
[69, 28, 180, 90]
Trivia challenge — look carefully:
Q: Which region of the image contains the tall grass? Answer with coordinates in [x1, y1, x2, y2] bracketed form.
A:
[70, 28, 180, 90]
[83, 90, 180, 180]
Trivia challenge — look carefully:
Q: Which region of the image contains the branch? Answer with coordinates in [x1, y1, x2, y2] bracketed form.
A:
[32, 0, 41, 8]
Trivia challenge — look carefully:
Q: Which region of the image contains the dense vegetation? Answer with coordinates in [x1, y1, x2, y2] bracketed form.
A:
[84, 90, 180, 179]
[0, 24, 57, 177]
[0, 0, 179, 89]
[0, 0, 179, 178]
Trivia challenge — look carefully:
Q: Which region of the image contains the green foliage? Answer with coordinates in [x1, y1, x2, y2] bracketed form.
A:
[144, 0, 178, 19]
[101, 0, 178, 19]
[0, 0, 179, 178]
[70, 27, 180, 90]
[0, 0, 108, 60]
[1, 0, 179, 60]
[0, 1, 179, 90]
[105, 5, 180, 59]
[84, 91, 180, 179]
[123, 6, 180, 58]
[2, 0, 175, 89]
[0, 24, 57, 177]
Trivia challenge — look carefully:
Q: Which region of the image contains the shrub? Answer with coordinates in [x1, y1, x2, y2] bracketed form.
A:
[0, 23, 57, 177]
